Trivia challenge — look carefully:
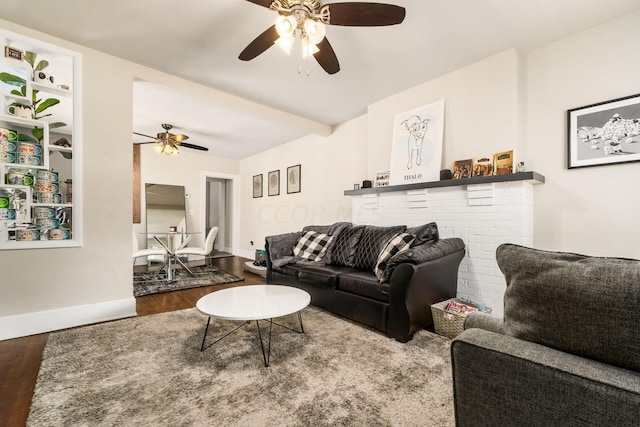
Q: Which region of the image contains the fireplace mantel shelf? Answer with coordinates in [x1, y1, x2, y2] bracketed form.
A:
[344, 171, 545, 196]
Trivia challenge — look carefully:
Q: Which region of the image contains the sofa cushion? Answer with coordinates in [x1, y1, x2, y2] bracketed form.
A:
[497, 243, 640, 372]
[352, 225, 406, 271]
[329, 225, 365, 267]
[338, 271, 390, 303]
[296, 264, 359, 290]
[407, 222, 439, 247]
[374, 232, 415, 282]
[292, 231, 334, 262]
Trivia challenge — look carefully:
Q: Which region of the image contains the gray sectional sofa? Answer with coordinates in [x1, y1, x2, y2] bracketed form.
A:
[265, 222, 466, 342]
[451, 244, 640, 427]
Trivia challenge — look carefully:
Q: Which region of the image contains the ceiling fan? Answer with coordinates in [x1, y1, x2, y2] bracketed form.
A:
[239, 1, 406, 74]
[133, 124, 209, 155]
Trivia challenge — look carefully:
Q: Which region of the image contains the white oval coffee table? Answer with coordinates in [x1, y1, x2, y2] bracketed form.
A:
[196, 284, 311, 367]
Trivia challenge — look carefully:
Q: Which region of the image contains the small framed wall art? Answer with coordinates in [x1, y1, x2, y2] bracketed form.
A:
[287, 164, 301, 194]
[252, 174, 262, 198]
[268, 170, 280, 196]
[568, 93, 640, 169]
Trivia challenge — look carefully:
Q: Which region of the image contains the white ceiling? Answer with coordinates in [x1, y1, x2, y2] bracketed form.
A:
[1, 0, 639, 158]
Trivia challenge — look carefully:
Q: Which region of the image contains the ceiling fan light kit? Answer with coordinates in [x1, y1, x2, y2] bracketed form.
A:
[241, 0, 406, 75]
[133, 123, 208, 156]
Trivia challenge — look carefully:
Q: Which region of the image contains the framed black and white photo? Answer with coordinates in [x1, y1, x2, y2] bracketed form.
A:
[268, 170, 280, 196]
[287, 164, 301, 194]
[252, 174, 262, 198]
[568, 93, 640, 169]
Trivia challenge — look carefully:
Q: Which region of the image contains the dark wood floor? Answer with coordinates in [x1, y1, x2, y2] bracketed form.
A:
[0, 256, 263, 427]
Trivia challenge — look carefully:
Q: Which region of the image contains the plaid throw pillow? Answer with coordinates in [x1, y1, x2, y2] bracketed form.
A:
[293, 231, 334, 262]
[374, 233, 415, 282]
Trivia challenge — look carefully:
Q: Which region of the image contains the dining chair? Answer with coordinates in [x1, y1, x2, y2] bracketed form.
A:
[175, 226, 219, 267]
[132, 229, 167, 265]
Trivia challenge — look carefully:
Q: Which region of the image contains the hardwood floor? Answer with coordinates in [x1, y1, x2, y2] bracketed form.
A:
[0, 256, 263, 427]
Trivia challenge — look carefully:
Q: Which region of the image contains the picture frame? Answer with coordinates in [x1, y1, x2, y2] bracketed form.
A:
[287, 164, 301, 194]
[4, 46, 23, 61]
[389, 99, 445, 185]
[472, 156, 493, 177]
[252, 174, 262, 198]
[452, 159, 472, 179]
[568, 93, 640, 169]
[268, 170, 280, 196]
[374, 170, 390, 187]
[493, 150, 514, 175]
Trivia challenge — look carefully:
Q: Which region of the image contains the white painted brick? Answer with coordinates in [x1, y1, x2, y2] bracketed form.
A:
[467, 189, 494, 199]
[353, 181, 535, 312]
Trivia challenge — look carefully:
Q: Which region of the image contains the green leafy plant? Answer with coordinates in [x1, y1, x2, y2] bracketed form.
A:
[0, 51, 66, 142]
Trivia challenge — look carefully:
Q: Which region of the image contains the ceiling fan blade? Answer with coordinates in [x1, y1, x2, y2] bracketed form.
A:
[180, 142, 209, 152]
[239, 25, 279, 61]
[245, 0, 274, 8]
[314, 38, 340, 74]
[325, 3, 406, 26]
[170, 133, 189, 142]
[133, 131, 158, 140]
[133, 141, 159, 145]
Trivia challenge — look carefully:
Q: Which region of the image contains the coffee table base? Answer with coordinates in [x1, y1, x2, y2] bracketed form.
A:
[199, 311, 305, 367]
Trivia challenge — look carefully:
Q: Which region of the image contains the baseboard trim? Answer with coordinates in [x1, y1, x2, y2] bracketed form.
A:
[0, 298, 137, 341]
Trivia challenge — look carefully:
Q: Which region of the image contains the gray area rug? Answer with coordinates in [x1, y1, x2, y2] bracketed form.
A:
[133, 265, 244, 297]
[28, 307, 454, 426]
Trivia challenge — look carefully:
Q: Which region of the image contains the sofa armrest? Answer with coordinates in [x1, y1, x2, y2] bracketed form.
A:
[451, 328, 640, 427]
[464, 312, 505, 335]
[386, 240, 465, 342]
[265, 232, 301, 269]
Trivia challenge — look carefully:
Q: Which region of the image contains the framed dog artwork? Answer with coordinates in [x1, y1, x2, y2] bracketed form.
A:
[389, 99, 445, 185]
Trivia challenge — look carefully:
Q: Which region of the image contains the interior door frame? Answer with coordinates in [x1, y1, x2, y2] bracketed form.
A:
[200, 170, 240, 256]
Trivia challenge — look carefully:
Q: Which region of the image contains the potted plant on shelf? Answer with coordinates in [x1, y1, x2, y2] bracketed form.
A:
[0, 51, 65, 143]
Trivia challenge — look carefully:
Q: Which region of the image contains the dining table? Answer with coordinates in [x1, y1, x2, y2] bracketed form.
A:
[144, 231, 200, 282]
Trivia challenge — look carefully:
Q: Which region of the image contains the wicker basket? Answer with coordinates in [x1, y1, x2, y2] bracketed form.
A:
[431, 299, 492, 339]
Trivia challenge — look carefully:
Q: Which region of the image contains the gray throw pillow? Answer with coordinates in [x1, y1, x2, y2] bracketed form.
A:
[497, 243, 640, 372]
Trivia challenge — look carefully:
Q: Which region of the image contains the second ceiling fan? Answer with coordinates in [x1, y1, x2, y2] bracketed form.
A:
[239, 1, 406, 74]
[133, 124, 209, 156]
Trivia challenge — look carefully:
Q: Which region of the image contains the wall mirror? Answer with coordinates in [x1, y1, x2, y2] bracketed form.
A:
[145, 183, 186, 250]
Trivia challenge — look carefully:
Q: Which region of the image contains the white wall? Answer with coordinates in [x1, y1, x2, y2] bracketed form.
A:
[238, 115, 368, 258]
[0, 18, 323, 340]
[367, 49, 520, 179]
[524, 10, 640, 258]
[136, 145, 239, 249]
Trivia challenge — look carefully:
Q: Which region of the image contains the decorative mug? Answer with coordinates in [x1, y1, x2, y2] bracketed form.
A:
[49, 229, 71, 240]
[33, 207, 56, 219]
[0, 128, 18, 141]
[36, 192, 62, 204]
[7, 104, 32, 119]
[0, 208, 16, 220]
[16, 229, 40, 241]
[18, 142, 42, 155]
[35, 170, 59, 182]
[35, 218, 60, 229]
[18, 153, 41, 166]
[0, 196, 9, 209]
[6, 171, 34, 186]
[0, 139, 17, 152]
[0, 151, 16, 163]
[35, 181, 60, 193]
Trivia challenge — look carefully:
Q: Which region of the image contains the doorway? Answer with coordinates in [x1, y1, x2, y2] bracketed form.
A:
[205, 176, 233, 258]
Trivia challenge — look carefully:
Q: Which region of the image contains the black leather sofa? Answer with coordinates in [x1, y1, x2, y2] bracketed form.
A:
[265, 222, 465, 342]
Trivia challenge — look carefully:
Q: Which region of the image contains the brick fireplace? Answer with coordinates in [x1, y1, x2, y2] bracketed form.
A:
[348, 173, 544, 316]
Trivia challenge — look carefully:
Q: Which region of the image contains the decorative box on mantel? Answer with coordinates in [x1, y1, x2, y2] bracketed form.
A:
[344, 172, 545, 317]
